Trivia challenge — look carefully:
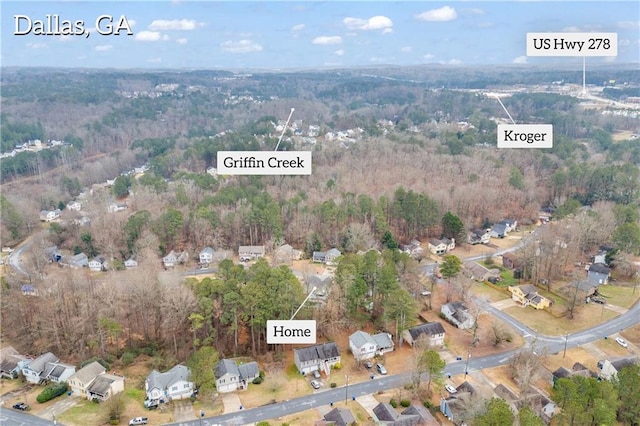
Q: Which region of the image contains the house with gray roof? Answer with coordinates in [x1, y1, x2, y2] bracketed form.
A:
[294, 342, 341, 375]
[86, 373, 124, 402]
[588, 263, 611, 285]
[214, 359, 260, 393]
[349, 331, 395, 362]
[199, 247, 215, 265]
[313, 248, 342, 265]
[597, 356, 637, 381]
[22, 352, 60, 384]
[441, 302, 475, 330]
[238, 245, 265, 260]
[44, 361, 76, 384]
[402, 322, 446, 347]
[145, 364, 193, 404]
[64, 252, 88, 268]
[68, 361, 106, 397]
[0, 346, 30, 379]
[323, 407, 356, 426]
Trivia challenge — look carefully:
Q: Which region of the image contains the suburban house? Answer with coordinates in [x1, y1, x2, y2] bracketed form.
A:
[372, 332, 395, 355]
[88, 256, 107, 272]
[39, 209, 62, 222]
[0, 346, 30, 379]
[162, 250, 188, 268]
[508, 285, 552, 310]
[573, 280, 598, 298]
[323, 407, 356, 426]
[294, 342, 341, 376]
[145, 364, 194, 404]
[238, 245, 265, 260]
[124, 257, 138, 269]
[373, 402, 437, 425]
[214, 359, 260, 393]
[428, 238, 455, 255]
[441, 302, 475, 330]
[467, 229, 491, 245]
[349, 331, 377, 361]
[490, 219, 517, 238]
[64, 252, 89, 268]
[587, 263, 611, 285]
[22, 352, 75, 385]
[312, 248, 342, 265]
[441, 382, 480, 425]
[591, 250, 608, 265]
[597, 356, 637, 381]
[464, 261, 498, 282]
[552, 362, 597, 388]
[502, 252, 524, 270]
[199, 247, 215, 265]
[107, 202, 128, 213]
[68, 361, 106, 397]
[274, 244, 303, 264]
[21, 285, 37, 296]
[86, 373, 125, 402]
[400, 240, 423, 258]
[67, 201, 82, 211]
[403, 322, 446, 347]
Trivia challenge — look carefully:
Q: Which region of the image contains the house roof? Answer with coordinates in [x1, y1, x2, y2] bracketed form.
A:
[456, 381, 476, 395]
[517, 284, 538, 296]
[429, 239, 443, 247]
[323, 407, 356, 426]
[589, 263, 611, 274]
[200, 247, 214, 255]
[147, 364, 191, 391]
[401, 405, 437, 424]
[70, 361, 106, 384]
[492, 223, 507, 233]
[372, 332, 394, 349]
[215, 359, 239, 379]
[443, 301, 467, 312]
[25, 352, 58, 374]
[45, 362, 74, 379]
[494, 383, 519, 401]
[374, 402, 399, 421]
[163, 250, 178, 260]
[295, 342, 340, 363]
[407, 322, 445, 340]
[326, 248, 341, 257]
[239, 245, 265, 254]
[610, 356, 637, 371]
[238, 362, 259, 381]
[87, 373, 121, 396]
[552, 367, 571, 378]
[0, 347, 29, 374]
[349, 331, 376, 348]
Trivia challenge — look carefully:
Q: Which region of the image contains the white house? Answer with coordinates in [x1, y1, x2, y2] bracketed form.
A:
[294, 342, 341, 376]
[67, 201, 82, 211]
[163, 250, 188, 268]
[145, 364, 194, 405]
[199, 247, 215, 265]
[312, 248, 342, 265]
[86, 373, 125, 402]
[88, 256, 107, 272]
[68, 361, 106, 397]
[441, 302, 475, 330]
[124, 257, 138, 269]
[39, 209, 61, 222]
[108, 203, 128, 213]
[22, 352, 75, 385]
[214, 359, 260, 393]
[403, 323, 446, 347]
[349, 331, 377, 361]
[468, 229, 491, 245]
[238, 245, 265, 260]
[428, 238, 455, 255]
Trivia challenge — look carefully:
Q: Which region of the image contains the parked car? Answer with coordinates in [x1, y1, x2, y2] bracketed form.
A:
[421, 290, 432, 296]
[445, 384, 458, 394]
[592, 297, 606, 305]
[376, 363, 387, 375]
[616, 337, 628, 348]
[313, 370, 321, 379]
[364, 360, 373, 369]
[12, 402, 28, 411]
[129, 417, 148, 426]
[310, 380, 320, 389]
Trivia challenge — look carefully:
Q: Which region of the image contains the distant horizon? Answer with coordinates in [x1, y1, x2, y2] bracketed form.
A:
[2, 1, 638, 69]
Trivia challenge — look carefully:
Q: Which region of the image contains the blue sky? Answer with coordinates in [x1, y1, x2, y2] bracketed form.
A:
[2, 1, 639, 69]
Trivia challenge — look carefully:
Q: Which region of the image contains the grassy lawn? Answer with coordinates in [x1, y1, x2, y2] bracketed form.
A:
[472, 283, 509, 302]
[57, 400, 103, 426]
[499, 270, 518, 287]
[544, 347, 599, 373]
[596, 285, 640, 309]
[503, 303, 618, 335]
[593, 337, 634, 357]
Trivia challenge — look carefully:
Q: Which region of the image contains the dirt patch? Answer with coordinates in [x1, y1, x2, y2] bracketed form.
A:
[621, 323, 640, 346]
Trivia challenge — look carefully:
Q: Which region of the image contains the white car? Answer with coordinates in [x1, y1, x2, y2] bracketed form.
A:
[616, 337, 628, 348]
[445, 384, 457, 394]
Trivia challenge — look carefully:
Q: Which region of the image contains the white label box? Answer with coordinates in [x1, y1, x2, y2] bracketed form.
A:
[267, 320, 316, 344]
[527, 32, 617, 57]
[497, 124, 553, 148]
[217, 151, 312, 175]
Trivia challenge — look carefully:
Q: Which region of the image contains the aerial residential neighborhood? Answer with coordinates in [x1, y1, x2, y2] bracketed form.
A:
[1, 1, 640, 426]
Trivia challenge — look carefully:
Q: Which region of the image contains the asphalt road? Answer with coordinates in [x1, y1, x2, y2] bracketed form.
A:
[6, 244, 29, 277]
[0, 408, 59, 426]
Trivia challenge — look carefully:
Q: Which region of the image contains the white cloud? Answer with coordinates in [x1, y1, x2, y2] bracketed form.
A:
[382, 28, 393, 34]
[312, 36, 342, 45]
[446, 59, 463, 65]
[618, 21, 640, 29]
[162, 34, 170, 41]
[127, 19, 136, 28]
[416, 6, 457, 22]
[147, 57, 162, 63]
[512, 56, 527, 64]
[176, 38, 188, 45]
[135, 31, 162, 41]
[401, 46, 413, 53]
[27, 42, 47, 49]
[95, 45, 112, 52]
[423, 53, 434, 59]
[148, 19, 201, 31]
[334, 49, 345, 56]
[220, 39, 263, 53]
[343, 15, 393, 32]
[292, 23, 305, 31]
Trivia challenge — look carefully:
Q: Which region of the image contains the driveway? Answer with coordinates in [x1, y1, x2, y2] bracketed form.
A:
[35, 395, 79, 421]
[491, 299, 517, 310]
[221, 393, 242, 413]
[355, 394, 379, 420]
[173, 400, 196, 422]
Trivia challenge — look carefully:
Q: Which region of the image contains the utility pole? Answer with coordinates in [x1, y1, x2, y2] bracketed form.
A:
[563, 332, 569, 358]
[345, 375, 349, 404]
